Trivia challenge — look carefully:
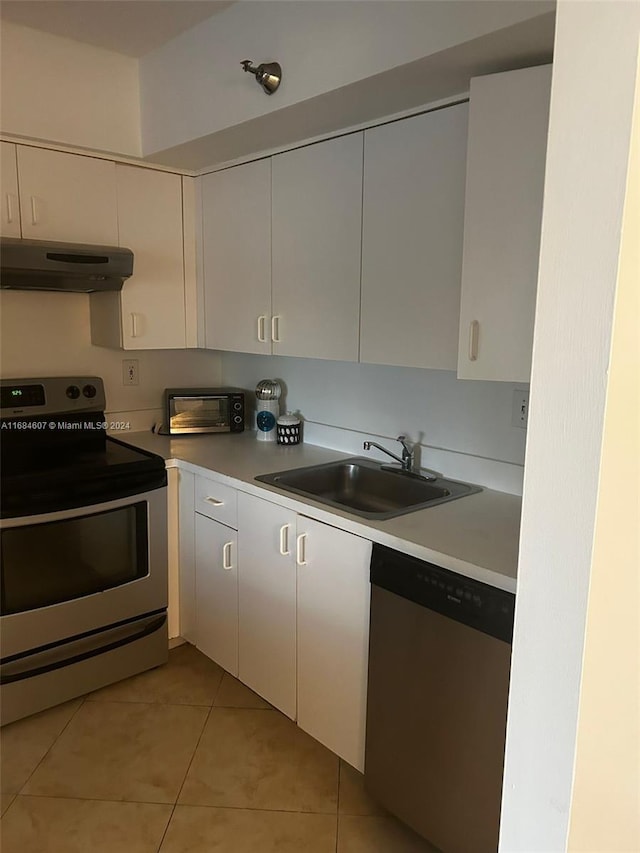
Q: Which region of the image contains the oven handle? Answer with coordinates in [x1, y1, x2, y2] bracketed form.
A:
[0, 485, 166, 529]
[0, 611, 166, 685]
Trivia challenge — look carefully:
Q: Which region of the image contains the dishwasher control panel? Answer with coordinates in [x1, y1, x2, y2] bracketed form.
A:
[370, 544, 515, 643]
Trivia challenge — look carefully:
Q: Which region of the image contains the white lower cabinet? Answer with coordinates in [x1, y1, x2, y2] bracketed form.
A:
[296, 516, 372, 771]
[183, 479, 372, 768]
[195, 513, 238, 676]
[237, 492, 297, 719]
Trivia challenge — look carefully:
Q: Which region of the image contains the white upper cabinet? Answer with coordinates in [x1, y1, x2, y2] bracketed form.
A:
[457, 65, 552, 382]
[16, 146, 118, 244]
[90, 166, 187, 349]
[1, 143, 21, 238]
[360, 103, 469, 369]
[201, 159, 272, 355]
[116, 165, 186, 349]
[271, 133, 363, 361]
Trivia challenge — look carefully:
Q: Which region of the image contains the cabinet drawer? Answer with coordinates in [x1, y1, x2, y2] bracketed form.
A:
[194, 475, 238, 528]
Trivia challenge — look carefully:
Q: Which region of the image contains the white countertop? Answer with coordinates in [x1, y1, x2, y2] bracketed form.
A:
[119, 431, 521, 593]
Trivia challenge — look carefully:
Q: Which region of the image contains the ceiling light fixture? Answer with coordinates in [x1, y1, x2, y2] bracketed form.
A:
[241, 59, 282, 95]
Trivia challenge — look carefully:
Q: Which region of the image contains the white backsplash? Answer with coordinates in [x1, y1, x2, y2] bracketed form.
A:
[222, 352, 528, 494]
[0, 289, 528, 494]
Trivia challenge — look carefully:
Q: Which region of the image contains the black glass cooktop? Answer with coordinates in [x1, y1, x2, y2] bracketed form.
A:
[1, 437, 167, 519]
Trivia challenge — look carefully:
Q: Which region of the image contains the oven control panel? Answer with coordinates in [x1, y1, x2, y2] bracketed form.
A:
[0, 377, 106, 417]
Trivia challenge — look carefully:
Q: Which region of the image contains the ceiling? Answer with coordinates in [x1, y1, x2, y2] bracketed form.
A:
[0, 0, 235, 57]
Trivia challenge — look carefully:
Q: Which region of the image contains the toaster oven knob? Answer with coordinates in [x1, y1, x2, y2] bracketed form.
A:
[66, 384, 80, 400]
[233, 414, 243, 424]
[83, 384, 97, 398]
[233, 401, 242, 411]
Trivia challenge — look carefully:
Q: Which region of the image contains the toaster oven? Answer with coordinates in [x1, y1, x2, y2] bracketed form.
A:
[164, 388, 245, 435]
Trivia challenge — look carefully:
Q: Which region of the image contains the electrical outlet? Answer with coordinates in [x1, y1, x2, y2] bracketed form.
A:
[512, 389, 529, 429]
[122, 359, 139, 387]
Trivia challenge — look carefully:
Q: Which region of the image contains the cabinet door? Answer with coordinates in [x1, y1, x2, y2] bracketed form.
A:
[360, 104, 468, 369]
[116, 165, 186, 349]
[271, 134, 363, 360]
[201, 160, 272, 354]
[1, 143, 21, 237]
[16, 147, 118, 244]
[457, 65, 552, 382]
[297, 517, 372, 771]
[237, 492, 296, 718]
[195, 513, 238, 676]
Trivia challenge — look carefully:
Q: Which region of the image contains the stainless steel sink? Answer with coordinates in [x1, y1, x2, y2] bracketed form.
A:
[255, 457, 481, 520]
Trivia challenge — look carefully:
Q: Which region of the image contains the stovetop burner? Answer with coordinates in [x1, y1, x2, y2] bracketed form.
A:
[1, 376, 166, 518]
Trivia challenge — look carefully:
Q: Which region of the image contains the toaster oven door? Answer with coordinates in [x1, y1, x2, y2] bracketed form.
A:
[168, 395, 230, 434]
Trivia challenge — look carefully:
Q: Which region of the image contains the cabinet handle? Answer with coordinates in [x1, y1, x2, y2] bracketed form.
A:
[204, 496, 224, 506]
[257, 315, 267, 343]
[271, 315, 281, 343]
[468, 320, 479, 362]
[130, 313, 139, 338]
[5, 192, 17, 224]
[222, 541, 233, 570]
[296, 532, 307, 566]
[30, 196, 40, 226]
[279, 523, 290, 556]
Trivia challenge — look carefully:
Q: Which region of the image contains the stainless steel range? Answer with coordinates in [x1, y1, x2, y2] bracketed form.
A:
[0, 376, 168, 725]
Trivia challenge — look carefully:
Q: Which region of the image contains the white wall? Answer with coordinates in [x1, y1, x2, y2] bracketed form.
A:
[0, 291, 222, 429]
[568, 47, 640, 853]
[500, 2, 640, 850]
[139, 0, 553, 157]
[222, 352, 527, 494]
[0, 21, 141, 156]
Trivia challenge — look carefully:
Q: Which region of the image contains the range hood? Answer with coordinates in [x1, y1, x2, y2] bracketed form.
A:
[0, 237, 134, 293]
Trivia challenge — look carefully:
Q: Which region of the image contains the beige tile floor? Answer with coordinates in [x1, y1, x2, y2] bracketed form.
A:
[0, 643, 437, 852]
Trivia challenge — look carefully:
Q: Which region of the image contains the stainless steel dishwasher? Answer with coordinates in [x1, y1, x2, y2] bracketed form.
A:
[365, 544, 515, 853]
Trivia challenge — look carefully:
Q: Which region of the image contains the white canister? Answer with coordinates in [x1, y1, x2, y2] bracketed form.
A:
[256, 399, 279, 441]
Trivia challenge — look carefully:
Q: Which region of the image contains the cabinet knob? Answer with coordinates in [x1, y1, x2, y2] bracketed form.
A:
[296, 532, 308, 566]
[257, 315, 267, 343]
[279, 523, 291, 556]
[271, 315, 281, 343]
[30, 195, 41, 226]
[5, 192, 17, 224]
[204, 496, 224, 507]
[468, 320, 479, 362]
[130, 313, 140, 338]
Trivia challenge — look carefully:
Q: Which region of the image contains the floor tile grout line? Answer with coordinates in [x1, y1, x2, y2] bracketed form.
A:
[15, 696, 87, 796]
[158, 803, 339, 815]
[5, 792, 340, 816]
[4, 792, 177, 807]
[155, 704, 214, 852]
[210, 666, 226, 706]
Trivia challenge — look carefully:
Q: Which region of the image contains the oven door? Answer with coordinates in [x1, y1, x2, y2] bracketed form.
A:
[0, 486, 167, 658]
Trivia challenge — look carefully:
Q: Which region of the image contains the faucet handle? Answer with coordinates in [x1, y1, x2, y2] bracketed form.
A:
[396, 435, 415, 470]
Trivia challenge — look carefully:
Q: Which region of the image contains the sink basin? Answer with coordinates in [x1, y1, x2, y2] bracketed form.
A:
[255, 457, 481, 520]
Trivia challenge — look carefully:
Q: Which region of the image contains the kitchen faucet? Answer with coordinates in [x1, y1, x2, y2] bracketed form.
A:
[363, 435, 415, 472]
